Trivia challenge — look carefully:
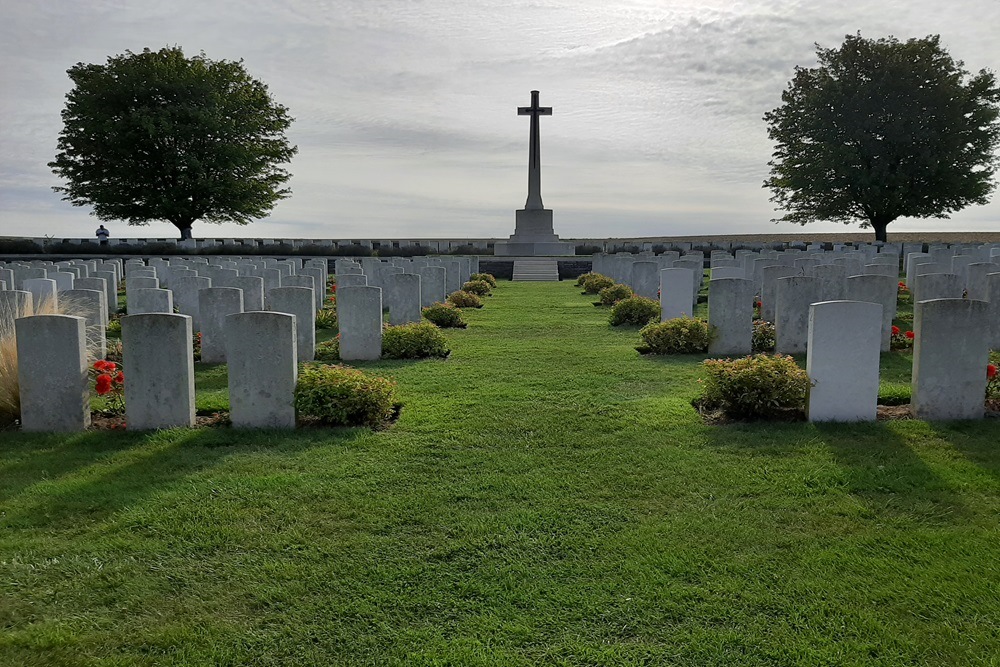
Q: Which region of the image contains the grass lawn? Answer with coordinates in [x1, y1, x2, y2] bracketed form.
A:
[2, 280, 1000, 666]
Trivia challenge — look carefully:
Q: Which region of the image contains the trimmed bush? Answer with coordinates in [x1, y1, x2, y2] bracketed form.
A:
[582, 274, 614, 294]
[315, 337, 340, 362]
[447, 290, 483, 308]
[423, 303, 467, 329]
[315, 307, 338, 330]
[609, 296, 660, 326]
[462, 280, 492, 297]
[699, 354, 810, 420]
[575, 272, 598, 287]
[752, 319, 775, 352]
[638, 317, 712, 354]
[382, 323, 450, 359]
[294, 364, 398, 428]
[470, 273, 497, 287]
[598, 283, 633, 306]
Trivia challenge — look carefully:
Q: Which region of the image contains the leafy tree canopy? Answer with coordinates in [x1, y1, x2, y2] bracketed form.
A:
[49, 47, 297, 239]
[763, 34, 1000, 241]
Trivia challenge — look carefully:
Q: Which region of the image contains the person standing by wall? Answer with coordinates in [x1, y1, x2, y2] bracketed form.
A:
[95, 224, 110, 245]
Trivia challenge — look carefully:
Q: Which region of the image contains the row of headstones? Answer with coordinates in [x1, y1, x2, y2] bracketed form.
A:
[14, 311, 303, 432]
[54, 237, 487, 252]
[12, 283, 428, 432]
[803, 299, 990, 421]
[598, 245, 1000, 351]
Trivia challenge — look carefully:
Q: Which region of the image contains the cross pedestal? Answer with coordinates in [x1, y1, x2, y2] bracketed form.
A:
[494, 90, 575, 257]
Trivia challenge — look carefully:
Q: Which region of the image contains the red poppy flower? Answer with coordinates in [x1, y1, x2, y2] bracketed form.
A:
[95, 374, 113, 395]
[905, 331, 915, 339]
[891, 325, 900, 335]
[113, 371, 124, 384]
[105, 362, 117, 372]
[988, 364, 998, 379]
[93, 360, 109, 371]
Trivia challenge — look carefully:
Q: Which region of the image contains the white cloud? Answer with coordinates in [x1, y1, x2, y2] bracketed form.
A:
[2, 0, 1000, 240]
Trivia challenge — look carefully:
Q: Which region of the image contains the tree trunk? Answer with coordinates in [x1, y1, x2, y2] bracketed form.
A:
[870, 216, 891, 243]
[171, 219, 195, 241]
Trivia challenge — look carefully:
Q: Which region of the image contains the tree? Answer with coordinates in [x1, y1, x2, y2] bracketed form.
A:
[49, 47, 297, 240]
[763, 34, 1000, 242]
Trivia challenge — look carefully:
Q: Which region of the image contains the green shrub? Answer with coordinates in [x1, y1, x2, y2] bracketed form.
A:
[582, 274, 614, 294]
[294, 364, 398, 428]
[470, 273, 497, 287]
[315, 307, 338, 330]
[447, 290, 483, 308]
[423, 303, 467, 328]
[752, 319, 775, 352]
[315, 337, 340, 362]
[106, 318, 122, 337]
[598, 283, 633, 306]
[575, 272, 598, 287]
[382, 322, 450, 359]
[609, 296, 660, 326]
[638, 317, 712, 354]
[699, 354, 810, 420]
[462, 280, 492, 296]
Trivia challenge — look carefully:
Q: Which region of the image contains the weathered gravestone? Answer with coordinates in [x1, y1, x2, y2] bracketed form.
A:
[226, 311, 297, 429]
[338, 286, 382, 361]
[912, 299, 990, 420]
[122, 314, 196, 430]
[807, 301, 882, 422]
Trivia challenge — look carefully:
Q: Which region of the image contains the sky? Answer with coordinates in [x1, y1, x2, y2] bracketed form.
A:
[3, 0, 1000, 241]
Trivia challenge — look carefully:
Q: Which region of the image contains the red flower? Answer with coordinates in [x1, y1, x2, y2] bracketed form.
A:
[105, 362, 117, 372]
[93, 360, 109, 371]
[898, 281, 907, 289]
[95, 374, 113, 395]
[113, 371, 124, 384]
[905, 331, 915, 340]
[755, 301, 762, 308]
[988, 364, 998, 379]
[891, 325, 900, 335]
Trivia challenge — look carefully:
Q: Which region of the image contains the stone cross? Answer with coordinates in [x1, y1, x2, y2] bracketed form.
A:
[518, 90, 552, 210]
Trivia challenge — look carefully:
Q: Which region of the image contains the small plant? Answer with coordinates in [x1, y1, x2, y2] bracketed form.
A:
[470, 273, 497, 288]
[105, 339, 123, 363]
[462, 280, 492, 297]
[609, 296, 660, 326]
[294, 364, 398, 428]
[106, 317, 122, 337]
[637, 317, 712, 354]
[92, 359, 125, 414]
[316, 307, 338, 330]
[752, 319, 776, 353]
[699, 354, 810, 420]
[890, 325, 915, 350]
[423, 303, 467, 329]
[575, 272, 598, 287]
[581, 274, 614, 294]
[315, 336, 340, 362]
[382, 322, 450, 359]
[598, 283, 633, 306]
[987, 363, 999, 400]
[447, 290, 483, 308]
[192, 332, 202, 362]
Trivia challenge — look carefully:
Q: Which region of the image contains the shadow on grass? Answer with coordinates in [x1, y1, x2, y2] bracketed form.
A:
[927, 420, 1000, 484]
[702, 420, 974, 524]
[0, 426, 367, 530]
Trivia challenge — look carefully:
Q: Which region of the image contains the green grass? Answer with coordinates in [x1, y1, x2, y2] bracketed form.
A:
[2, 281, 1000, 666]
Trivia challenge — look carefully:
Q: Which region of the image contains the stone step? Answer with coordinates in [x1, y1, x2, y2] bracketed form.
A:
[512, 259, 560, 281]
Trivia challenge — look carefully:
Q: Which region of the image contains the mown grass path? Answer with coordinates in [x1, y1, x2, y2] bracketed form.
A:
[2, 281, 999, 666]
